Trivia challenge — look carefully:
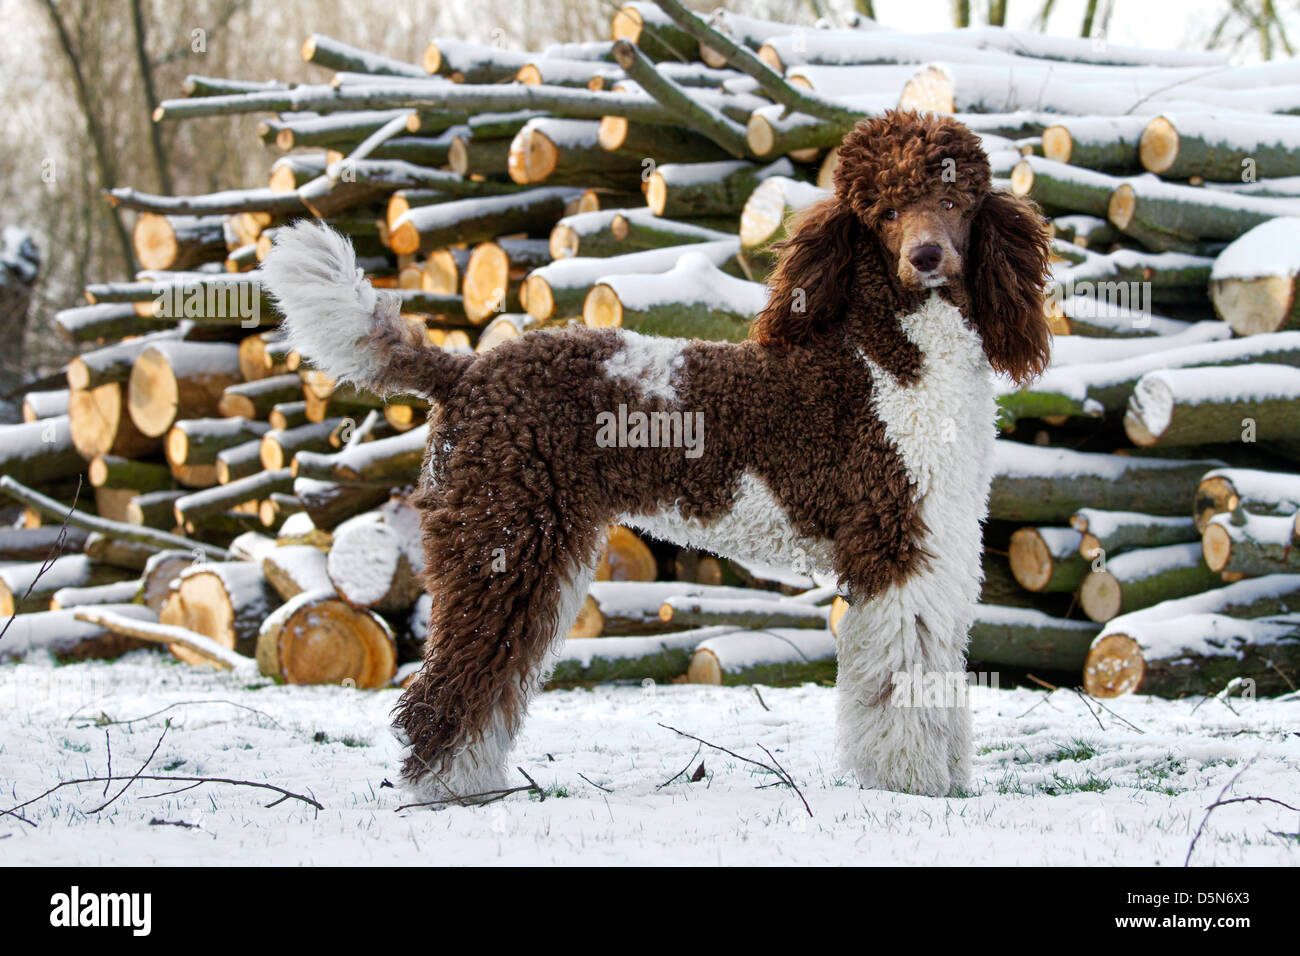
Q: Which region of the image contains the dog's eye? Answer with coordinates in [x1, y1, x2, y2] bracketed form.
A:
[939, 199, 955, 210]
[884, 209, 898, 221]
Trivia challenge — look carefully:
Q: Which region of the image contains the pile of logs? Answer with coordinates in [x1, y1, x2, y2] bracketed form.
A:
[4, 1, 1300, 701]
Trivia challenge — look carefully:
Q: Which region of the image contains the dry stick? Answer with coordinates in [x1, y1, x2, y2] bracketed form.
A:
[658, 722, 811, 816]
[0, 476, 81, 644]
[0, 476, 227, 560]
[656, 741, 703, 790]
[1183, 762, 1269, 867]
[577, 772, 613, 793]
[71, 699, 284, 730]
[87, 723, 169, 813]
[648, 0, 860, 125]
[610, 40, 749, 158]
[2, 772, 322, 821]
[334, 110, 415, 172]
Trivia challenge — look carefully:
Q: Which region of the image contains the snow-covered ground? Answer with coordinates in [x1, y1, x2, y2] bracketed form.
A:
[2, 651, 1298, 866]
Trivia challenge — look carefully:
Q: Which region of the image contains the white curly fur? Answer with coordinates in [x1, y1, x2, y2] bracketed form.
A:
[258, 220, 399, 387]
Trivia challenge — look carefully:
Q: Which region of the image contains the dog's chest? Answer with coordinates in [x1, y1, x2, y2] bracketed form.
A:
[858, 294, 997, 504]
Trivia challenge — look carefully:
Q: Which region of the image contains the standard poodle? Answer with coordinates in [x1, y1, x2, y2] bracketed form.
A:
[261, 109, 1052, 801]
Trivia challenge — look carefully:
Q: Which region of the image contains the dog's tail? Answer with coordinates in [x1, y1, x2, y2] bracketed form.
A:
[259, 220, 471, 402]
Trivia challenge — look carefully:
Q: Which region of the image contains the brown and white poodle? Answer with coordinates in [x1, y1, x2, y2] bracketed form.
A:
[261, 110, 1052, 800]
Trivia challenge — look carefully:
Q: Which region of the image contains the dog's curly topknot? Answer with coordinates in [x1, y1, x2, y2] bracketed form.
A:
[834, 109, 992, 222]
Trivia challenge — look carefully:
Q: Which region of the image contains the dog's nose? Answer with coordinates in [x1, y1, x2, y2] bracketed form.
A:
[908, 244, 943, 273]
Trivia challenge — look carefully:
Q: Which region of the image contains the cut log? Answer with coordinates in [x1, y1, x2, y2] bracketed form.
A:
[1, 604, 155, 661]
[255, 589, 396, 688]
[160, 560, 279, 662]
[596, 115, 736, 166]
[1080, 540, 1225, 624]
[686, 628, 836, 686]
[262, 545, 334, 600]
[84, 533, 161, 572]
[65, 329, 184, 391]
[610, 2, 698, 62]
[69, 383, 158, 460]
[285, 480, 379, 534]
[989, 442, 1221, 522]
[524, 238, 739, 321]
[1202, 510, 1300, 577]
[124, 489, 186, 529]
[1124, 364, 1300, 448]
[1109, 178, 1300, 253]
[261, 420, 343, 471]
[0, 555, 131, 617]
[1140, 113, 1300, 181]
[738, 176, 829, 279]
[1040, 116, 1149, 173]
[447, 129, 512, 179]
[174, 469, 293, 531]
[88, 455, 173, 494]
[548, 628, 722, 687]
[462, 238, 550, 324]
[422, 38, 530, 82]
[659, 594, 828, 630]
[213, 438, 264, 485]
[326, 503, 425, 611]
[301, 34, 426, 78]
[1007, 527, 1089, 593]
[1050, 214, 1121, 250]
[53, 303, 169, 344]
[1084, 611, 1300, 698]
[1195, 467, 1300, 532]
[1009, 157, 1122, 218]
[218, 374, 303, 419]
[595, 525, 658, 582]
[388, 186, 580, 256]
[167, 416, 270, 473]
[646, 157, 794, 219]
[1070, 508, 1200, 561]
[127, 342, 243, 438]
[1209, 217, 1300, 336]
[0, 416, 85, 485]
[133, 214, 227, 271]
[508, 118, 654, 188]
[549, 207, 731, 259]
[583, 252, 765, 340]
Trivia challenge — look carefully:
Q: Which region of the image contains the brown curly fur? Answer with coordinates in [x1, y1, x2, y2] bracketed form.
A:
[368, 110, 1052, 794]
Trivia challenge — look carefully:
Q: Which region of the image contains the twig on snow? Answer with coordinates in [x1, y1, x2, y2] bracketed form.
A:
[658, 722, 812, 817]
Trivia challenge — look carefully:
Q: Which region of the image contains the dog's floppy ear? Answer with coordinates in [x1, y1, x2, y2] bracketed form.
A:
[966, 190, 1053, 385]
[750, 197, 861, 348]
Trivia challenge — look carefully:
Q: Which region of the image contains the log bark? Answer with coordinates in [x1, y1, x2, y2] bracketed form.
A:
[1202, 510, 1300, 577]
[646, 157, 794, 218]
[1124, 365, 1300, 448]
[54, 303, 170, 343]
[218, 374, 302, 419]
[301, 34, 426, 78]
[1040, 116, 1149, 173]
[261, 420, 343, 471]
[549, 207, 730, 259]
[174, 469, 293, 531]
[686, 628, 836, 686]
[65, 329, 184, 391]
[1194, 467, 1300, 533]
[1070, 508, 1200, 561]
[1109, 179, 1300, 253]
[292, 477, 390, 530]
[262, 544, 334, 600]
[125, 489, 187, 528]
[1085, 612, 1300, 698]
[1140, 113, 1300, 181]
[0, 416, 85, 485]
[988, 442, 1221, 522]
[0, 555, 131, 617]
[1209, 218, 1300, 336]
[326, 503, 425, 611]
[2, 604, 155, 661]
[1009, 156, 1122, 218]
[0, 525, 89, 562]
[49, 577, 142, 611]
[966, 604, 1100, 672]
[659, 594, 828, 630]
[256, 589, 397, 688]
[583, 253, 765, 340]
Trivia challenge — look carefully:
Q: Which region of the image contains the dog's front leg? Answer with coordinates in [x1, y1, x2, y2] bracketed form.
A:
[834, 574, 974, 797]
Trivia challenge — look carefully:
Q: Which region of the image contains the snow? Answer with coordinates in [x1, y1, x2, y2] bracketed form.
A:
[1047, 320, 1229, 365]
[1210, 217, 1300, 280]
[1098, 575, 1300, 637]
[1104, 542, 1204, 580]
[532, 238, 739, 286]
[1201, 467, 1300, 513]
[1074, 508, 1196, 539]
[1118, 613, 1300, 661]
[992, 440, 1215, 482]
[1037, 527, 1082, 559]
[1135, 364, 1300, 419]
[2, 650, 1297, 865]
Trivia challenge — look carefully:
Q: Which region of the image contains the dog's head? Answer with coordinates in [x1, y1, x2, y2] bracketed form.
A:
[751, 110, 1052, 385]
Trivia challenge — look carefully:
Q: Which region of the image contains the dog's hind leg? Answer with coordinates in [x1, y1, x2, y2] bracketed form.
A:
[393, 521, 599, 808]
[834, 569, 975, 798]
